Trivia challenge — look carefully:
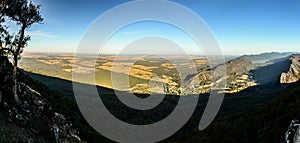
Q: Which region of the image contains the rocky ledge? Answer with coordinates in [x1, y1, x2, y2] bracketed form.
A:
[280, 55, 300, 84]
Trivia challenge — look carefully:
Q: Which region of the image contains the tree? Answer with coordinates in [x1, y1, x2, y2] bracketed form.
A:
[0, 0, 43, 104]
[0, 0, 9, 57]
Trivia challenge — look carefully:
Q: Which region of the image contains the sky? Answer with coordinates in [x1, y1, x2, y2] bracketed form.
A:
[26, 0, 300, 55]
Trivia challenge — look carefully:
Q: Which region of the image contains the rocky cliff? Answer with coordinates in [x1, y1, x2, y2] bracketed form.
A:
[280, 55, 300, 84]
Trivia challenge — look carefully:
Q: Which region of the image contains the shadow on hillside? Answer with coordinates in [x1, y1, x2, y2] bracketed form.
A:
[22, 69, 293, 143]
[250, 56, 291, 88]
[24, 71, 115, 96]
[23, 70, 281, 118]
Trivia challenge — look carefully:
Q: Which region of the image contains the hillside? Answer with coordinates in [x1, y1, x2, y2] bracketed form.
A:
[24, 66, 284, 143]
[167, 80, 300, 143]
[2, 52, 300, 142]
[186, 52, 300, 93]
[0, 57, 82, 142]
[280, 54, 300, 83]
[21, 52, 299, 95]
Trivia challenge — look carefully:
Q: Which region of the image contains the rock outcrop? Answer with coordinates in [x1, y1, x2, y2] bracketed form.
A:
[0, 56, 83, 142]
[1, 83, 83, 142]
[285, 120, 300, 143]
[280, 55, 300, 84]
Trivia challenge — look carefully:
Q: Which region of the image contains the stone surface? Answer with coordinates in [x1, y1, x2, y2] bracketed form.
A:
[280, 55, 300, 84]
[285, 120, 300, 143]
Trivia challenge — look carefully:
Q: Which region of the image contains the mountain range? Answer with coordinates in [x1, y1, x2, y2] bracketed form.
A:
[186, 52, 300, 93]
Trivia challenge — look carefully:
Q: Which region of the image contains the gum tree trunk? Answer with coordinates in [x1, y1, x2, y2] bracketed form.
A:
[12, 25, 26, 105]
[12, 58, 20, 104]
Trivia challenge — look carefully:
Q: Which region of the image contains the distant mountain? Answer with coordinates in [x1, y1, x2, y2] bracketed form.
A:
[186, 52, 300, 93]
[243, 52, 296, 61]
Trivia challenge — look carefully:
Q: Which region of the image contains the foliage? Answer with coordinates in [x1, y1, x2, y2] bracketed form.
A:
[165, 81, 300, 143]
[0, 0, 43, 103]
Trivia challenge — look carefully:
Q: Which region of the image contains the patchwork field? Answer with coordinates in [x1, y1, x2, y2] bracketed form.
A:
[20, 53, 214, 95]
[21, 52, 287, 95]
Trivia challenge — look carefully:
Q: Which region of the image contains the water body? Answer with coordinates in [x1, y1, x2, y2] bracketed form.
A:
[252, 59, 269, 64]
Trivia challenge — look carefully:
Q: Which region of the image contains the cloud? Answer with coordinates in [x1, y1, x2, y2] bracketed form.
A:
[27, 30, 59, 38]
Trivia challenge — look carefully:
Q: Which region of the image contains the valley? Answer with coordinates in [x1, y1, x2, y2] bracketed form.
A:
[20, 52, 300, 95]
[4, 51, 299, 142]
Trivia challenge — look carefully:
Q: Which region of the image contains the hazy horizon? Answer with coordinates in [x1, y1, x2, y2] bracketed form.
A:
[22, 50, 299, 57]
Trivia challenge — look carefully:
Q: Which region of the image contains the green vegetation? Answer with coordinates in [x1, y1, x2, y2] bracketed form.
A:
[165, 81, 300, 143]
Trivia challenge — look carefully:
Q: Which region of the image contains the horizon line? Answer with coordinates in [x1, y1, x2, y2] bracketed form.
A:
[22, 50, 299, 57]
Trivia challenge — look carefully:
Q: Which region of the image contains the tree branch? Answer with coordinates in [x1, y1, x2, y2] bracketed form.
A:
[2, 47, 14, 54]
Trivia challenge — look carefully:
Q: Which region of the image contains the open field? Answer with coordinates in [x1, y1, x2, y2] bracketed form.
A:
[20, 52, 299, 95]
[20, 53, 217, 94]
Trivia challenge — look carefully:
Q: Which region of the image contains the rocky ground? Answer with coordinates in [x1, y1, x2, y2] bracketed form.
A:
[0, 56, 83, 143]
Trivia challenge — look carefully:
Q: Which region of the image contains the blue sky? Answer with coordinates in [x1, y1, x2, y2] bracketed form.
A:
[27, 0, 300, 55]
